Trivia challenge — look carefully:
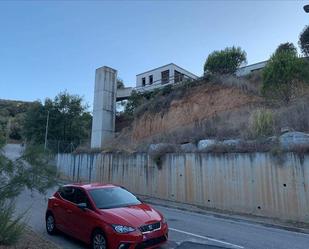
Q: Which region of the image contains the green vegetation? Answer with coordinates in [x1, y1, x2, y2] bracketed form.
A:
[250, 109, 274, 138]
[275, 42, 297, 54]
[122, 80, 203, 119]
[0, 138, 57, 245]
[23, 92, 92, 151]
[117, 78, 125, 89]
[204, 46, 247, 75]
[0, 100, 32, 142]
[262, 44, 308, 103]
[299, 25, 309, 56]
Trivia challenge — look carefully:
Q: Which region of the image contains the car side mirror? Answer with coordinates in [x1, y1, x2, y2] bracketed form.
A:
[77, 203, 87, 210]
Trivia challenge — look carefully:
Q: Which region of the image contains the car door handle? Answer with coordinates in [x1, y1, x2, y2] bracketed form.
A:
[53, 203, 59, 207]
[66, 209, 72, 214]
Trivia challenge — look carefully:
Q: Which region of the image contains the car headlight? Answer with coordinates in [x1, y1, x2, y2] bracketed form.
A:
[112, 225, 135, 234]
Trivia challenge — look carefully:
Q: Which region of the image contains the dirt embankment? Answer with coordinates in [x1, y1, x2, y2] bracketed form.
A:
[131, 84, 262, 143]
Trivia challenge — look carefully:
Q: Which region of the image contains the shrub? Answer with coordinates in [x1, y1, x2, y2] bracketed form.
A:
[250, 109, 274, 138]
[204, 46, 247, 75]
[124, 91, 145, 116]
[262, 47, 306, 103]
[148, 144, 178, 168]
[0, 144, 57, 246]
[117, 78, 125, 89]
[275, 42, 297, 54]
[299, 25, 309, 56]
[161, 85, 173, 96]
[0, 201, 26, 245]
[274, 96, 309, 132]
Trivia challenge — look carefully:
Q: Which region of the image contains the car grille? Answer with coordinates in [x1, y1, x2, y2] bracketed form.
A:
[135, 235, 167, 249]
[139, 222, 161, 234]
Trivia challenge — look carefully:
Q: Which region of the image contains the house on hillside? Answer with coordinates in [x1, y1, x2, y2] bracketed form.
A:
[116, 60, 270, 100]
[135, 63, 198, 92]
[236, 61, 268, 76]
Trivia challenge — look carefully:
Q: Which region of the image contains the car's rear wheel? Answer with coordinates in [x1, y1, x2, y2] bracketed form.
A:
[92, 230, 107, 249]
[46, 213, 57, 235]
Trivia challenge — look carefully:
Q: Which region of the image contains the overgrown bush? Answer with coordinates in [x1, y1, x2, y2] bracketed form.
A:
[0, 143, 57, 246]
[212, 74, 261, 95]
[117, 78, 125, 89]
[299, 25, 309, 56]
[275, 42, 297, 54]
[204, 46, 247, 75]
[262, 45, 308, 103]
[249, 109, 274, 138]
[148, 144, 179, 168]
[274, 96, 309, 133]
[124, 91, 146, 116]
[0, 201, 26, 245]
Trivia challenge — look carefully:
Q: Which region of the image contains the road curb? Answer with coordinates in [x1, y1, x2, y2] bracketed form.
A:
[138, 195, 309, 235]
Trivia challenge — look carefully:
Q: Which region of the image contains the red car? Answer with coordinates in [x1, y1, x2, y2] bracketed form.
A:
[45, 183, 168, 249]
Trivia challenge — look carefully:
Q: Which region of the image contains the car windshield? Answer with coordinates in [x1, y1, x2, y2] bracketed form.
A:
[88, 187, 141, 209]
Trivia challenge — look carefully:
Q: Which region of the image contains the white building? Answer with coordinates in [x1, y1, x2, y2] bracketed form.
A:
[116, 60, 269, 100]
[236, 60, 268, 76]
[135, 63, 198, 92]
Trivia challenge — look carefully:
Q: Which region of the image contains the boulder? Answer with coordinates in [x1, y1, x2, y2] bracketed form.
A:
[279, 131, 309, 150]
[180, 143, 197, 152]
[221, 139, 242, 147]
[197, 139, 216, 151]
[148, 143, 178, 154]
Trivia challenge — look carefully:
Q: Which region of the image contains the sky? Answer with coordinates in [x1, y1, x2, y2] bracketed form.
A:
[0, 0, 308, 108]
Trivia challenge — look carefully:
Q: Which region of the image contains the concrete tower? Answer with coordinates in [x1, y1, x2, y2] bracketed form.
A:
[91, 66, 117, 148]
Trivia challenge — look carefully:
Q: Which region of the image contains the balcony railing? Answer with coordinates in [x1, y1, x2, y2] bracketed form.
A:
[135, 75, 196, 92]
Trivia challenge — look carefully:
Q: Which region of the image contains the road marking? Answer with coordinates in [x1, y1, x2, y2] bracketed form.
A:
[169, 227, 244, 249]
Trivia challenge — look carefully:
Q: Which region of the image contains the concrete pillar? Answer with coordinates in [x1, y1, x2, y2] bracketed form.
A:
[91, 66, 117, 148]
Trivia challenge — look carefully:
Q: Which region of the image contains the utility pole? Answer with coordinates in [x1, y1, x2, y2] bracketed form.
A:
[44, 110, 50, 151]
[6, 118, 11, 144]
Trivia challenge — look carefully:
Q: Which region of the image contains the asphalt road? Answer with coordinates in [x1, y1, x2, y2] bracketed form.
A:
[6, 144, 309, 249]
[14, 188, 309, 249]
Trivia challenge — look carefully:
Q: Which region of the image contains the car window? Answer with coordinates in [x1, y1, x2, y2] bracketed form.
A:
[74, 188, 92, 209]
[89, 187, 141, 209]
[59, 186, 75, 202]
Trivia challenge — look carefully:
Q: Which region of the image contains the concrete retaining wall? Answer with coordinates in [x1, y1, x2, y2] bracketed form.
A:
[56, 152, 309, 223]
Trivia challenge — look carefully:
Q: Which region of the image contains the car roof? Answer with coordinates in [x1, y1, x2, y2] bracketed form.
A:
[63, 183, 119, 190]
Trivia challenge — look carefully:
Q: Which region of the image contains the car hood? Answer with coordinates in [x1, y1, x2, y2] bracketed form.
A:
[99, 203, 162, 227]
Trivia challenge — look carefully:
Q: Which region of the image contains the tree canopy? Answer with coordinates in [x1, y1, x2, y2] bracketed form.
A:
[23, 92, 92, 150]
[299, 25, 309, 56]
[117, 78, 125, 89]
[262, 44, 308, 103]
[204, 46, 247, 75]
[275, 42, 297, 55]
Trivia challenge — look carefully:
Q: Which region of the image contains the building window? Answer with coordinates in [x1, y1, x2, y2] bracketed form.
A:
[161, 70, 169, 84]
[142, 77, 146, 86]
[174, 70, 184, 83]
[149, 75, 153, 85]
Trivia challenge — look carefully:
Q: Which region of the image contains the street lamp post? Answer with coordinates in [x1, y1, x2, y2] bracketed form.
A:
[304, 5, 309, 13]
[44, 110, 50, 151]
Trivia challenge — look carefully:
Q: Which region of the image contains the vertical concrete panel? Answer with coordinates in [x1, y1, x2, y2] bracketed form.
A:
[91, 66, 117, 148]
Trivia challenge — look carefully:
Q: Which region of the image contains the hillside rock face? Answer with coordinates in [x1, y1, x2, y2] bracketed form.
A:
[131, 85, 261, 143]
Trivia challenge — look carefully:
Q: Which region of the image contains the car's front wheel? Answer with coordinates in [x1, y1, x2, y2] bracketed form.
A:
[46, 213, 57, 235]
[92, 230, 107, 249]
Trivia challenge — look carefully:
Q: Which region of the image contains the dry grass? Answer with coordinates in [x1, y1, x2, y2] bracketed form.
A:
[212, 73, 262, 95]
[106, 71, 309, 153]
[274, 96, 309, 133]
[0, 228, 60, 249]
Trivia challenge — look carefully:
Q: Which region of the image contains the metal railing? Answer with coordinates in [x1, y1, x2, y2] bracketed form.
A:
[135, 75, 196, 92]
